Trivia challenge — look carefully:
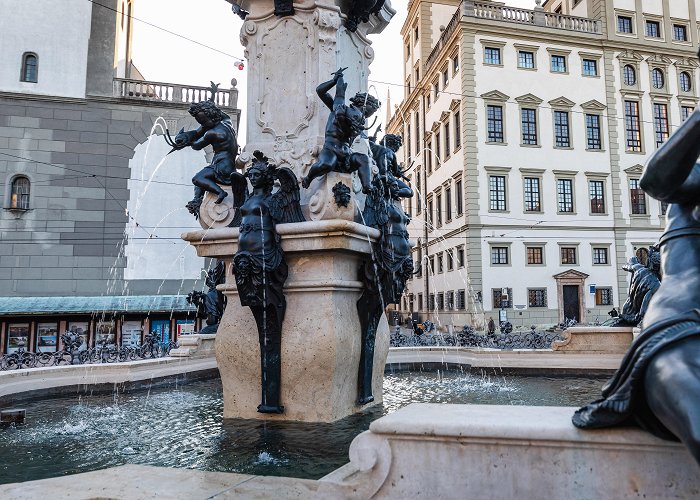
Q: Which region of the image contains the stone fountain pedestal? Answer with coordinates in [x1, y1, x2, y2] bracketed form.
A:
[182, 220, 388, 422]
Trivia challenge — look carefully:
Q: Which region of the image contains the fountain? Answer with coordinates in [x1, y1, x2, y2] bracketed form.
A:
[178, 0, 399, 423]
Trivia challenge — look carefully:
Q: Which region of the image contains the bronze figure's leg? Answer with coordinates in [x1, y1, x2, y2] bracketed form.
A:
[349, 153, 373, 194]
[301, 149, 338, 189]
[251, 304, 285, 414]
[645, 337, 700, 465]
[193, 167, 228, 204]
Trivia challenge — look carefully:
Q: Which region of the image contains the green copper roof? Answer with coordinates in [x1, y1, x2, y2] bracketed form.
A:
[0, 295, 196, 316]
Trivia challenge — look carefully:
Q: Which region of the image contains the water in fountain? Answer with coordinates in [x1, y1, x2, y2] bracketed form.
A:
[0, 373, 607, 485]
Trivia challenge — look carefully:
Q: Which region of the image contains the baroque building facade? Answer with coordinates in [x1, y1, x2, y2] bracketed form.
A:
[388, 0, 698, 329]
[0, 0, 240, 352]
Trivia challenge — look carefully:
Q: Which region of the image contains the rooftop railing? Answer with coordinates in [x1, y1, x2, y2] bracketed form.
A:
[426, 1, 601, 70]
[113, 78, 239, 110]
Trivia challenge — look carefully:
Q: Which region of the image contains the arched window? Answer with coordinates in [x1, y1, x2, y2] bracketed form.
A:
[20, 53, 38, 83]
[651, 68, 665, 89]
[680, 71, 692, 92]
[623, 65, 636, 86]
[10, 176, 30, 210]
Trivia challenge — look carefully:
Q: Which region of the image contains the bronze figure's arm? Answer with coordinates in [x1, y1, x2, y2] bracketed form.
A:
[190, 129, 224, 151]
[641, 108, 700, 203]
[316, 67, 347, 111]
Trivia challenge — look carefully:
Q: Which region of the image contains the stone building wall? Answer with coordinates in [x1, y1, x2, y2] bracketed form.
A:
[0, 94, 211, 297]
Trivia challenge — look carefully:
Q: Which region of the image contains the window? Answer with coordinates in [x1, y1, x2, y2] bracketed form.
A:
[418, 293, 423, 311]
[489, 175, 507, 211]
[413, 113, 420, 156]
[589, 180, 606, 214]
[443, 69, 449, 87]
[518, 51, 535, 69]
[414, 25, 419, 42]
[457, 247, 465, 267]
[20, 53, 38, 83]
[414, 67, 420, 85]
[457, 290, 466, 310]
[651, 68, 665, 89]
[682, 106, 694, 121]
[437, 293, 445, 311]
[437, 253, 444, 273]
[554, 111, 570, 148]
[428, 255, 435, 273]
[551, 55, 567, 73]
[487, 105, 504, 143]
[445, 185, 452, 221]
[645, 20, 661, 38]
[491, 247, 509, 265]
[425, 149, 432, 174]
[485, 47, 501, 65]
[617, 16, 633, 34]
[455, 178, 463, 215]
[653, 103, 669, 148]
[444, 122, 450, 157]
[406, 124, 411, 158]
[521, 108, 538, 145]
[661, 201, 669, 215]
[595, 288, 613, 306]
[582, 59, 598, 76]
[623, 65, 636, 86]
[586, 114, 602, 150]
[528, 289, 547, 307]
[433, 81, 439, 100]
[429, 293, 435, 311]
[493, 288, 513, 309]
[680, 72, 692, 92]
[453, 54, 459, 73]
[527, 247, 543, 265]
[557, 178, 574, 213]
[10, 176, 30, 209]
[630, 179, 647, 214]
[435, 132, 441, 161]
[447, 291, 454, 310]
[624, 100, 642, 152]
[593, 247, 609, 265]
[524, 177, 541, 212]
[673, 24, 688, 42]
[454, 111, 461, 149]
[436, 192, 442, 226]
[447, 252, 454, 271]
[560, 247, 577, 265]
[428, 199, 433, 227]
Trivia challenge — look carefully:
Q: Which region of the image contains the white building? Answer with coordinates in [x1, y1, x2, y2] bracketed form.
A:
[389, 0, 698, 329]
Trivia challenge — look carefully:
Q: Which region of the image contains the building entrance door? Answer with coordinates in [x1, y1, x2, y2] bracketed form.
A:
[562, 285, 580, 322]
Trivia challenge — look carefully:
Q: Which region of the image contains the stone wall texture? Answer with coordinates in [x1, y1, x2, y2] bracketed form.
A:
[0, 95, 204, 296]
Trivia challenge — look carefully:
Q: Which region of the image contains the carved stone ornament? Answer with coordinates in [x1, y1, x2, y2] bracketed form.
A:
[332, 182, 352, 207]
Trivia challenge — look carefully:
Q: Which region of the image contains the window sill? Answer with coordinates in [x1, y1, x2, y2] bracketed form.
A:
[5, 207, 31, 212]
[585, 148, 606, 153]
[557, 211, 577, 216]
[517, 67, 537, 71]
[582, 74, 601, 78]
[550, 71, 569, 75]
[485, 141, 508, 146]
[589, 212, 610, 216]
[554, 146, 574, 150]
[520, 144, 541, 148]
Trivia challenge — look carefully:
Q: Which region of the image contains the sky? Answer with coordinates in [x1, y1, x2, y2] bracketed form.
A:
[131, 0, 539, 141]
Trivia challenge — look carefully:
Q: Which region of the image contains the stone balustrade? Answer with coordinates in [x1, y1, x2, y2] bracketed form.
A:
[426, 1, 601, 70]
[113, 78, 239, 110]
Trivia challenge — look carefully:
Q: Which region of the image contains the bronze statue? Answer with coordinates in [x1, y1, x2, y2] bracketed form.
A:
[164, 84, 239, 218]
[187, 260, 227, 335]
[357, 174, 413, 404]
[370, 133, 412, 198]
[611, 246, 661, 327]
[346, 0, 387, 32]
[301, 68, 380, 194]
[573, 97, 700, 465]
[231, 151, 304, 414]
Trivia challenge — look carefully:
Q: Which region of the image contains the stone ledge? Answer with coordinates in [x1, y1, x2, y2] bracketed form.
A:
[318, 404, 700, 498]
[552, 326, 634, 353]
[0, 356, 217, 401]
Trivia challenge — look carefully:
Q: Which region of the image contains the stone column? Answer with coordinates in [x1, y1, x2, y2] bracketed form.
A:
[237, 0, 395, 221]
